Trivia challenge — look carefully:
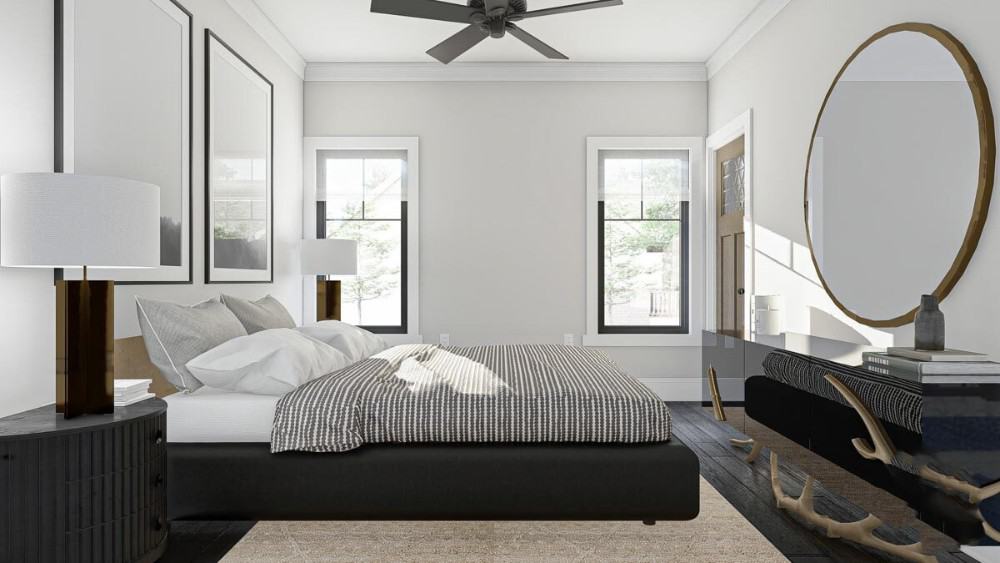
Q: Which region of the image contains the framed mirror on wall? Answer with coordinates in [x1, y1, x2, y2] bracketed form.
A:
[56, 0, 193, 284]
[204, 29, 274, 284]
[805, 23, 995, 328]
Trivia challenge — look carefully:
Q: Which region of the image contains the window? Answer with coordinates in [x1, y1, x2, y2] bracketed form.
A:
[317, 150, 408, 333]
[597, 149, 690, 334]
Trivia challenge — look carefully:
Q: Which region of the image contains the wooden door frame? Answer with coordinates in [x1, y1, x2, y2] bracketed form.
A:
[705, 109, 754, 336]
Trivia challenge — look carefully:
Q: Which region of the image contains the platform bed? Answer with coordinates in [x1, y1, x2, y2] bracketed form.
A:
[167, 440, 700, 523]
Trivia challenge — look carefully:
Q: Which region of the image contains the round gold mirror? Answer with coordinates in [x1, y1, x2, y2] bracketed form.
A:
[805, 23, 995, 327]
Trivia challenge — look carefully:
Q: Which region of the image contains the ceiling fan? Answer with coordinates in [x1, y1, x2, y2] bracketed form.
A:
[370, 0, 624, 64]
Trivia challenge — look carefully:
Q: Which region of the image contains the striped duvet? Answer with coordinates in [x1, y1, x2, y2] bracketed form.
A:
[271, 344, 672, 453]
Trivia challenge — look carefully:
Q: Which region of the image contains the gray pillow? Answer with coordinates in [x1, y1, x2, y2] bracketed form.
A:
[221, 294, 296, 334]
[135, 296, 248, 392]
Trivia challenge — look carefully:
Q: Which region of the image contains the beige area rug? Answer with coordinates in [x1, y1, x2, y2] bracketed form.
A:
[221, 477, 788, 562]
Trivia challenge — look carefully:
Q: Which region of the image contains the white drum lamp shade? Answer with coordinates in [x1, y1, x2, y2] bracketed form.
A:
[1, 173, 160, 269]
[301, 239, 358, 276]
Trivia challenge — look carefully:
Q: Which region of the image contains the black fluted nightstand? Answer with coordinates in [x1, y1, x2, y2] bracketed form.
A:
[0, 398, 168, 562]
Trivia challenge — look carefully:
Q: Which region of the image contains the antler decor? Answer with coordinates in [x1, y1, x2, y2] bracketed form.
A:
[707, 365, 726, 422]
[822, 374, 897, 464]
[706, 365, 765, 463]
[824, 373, 1000, 542]
[986, 521, 1000, 542]
[769, 452, 937, 563]
[730, 437, 764, 463]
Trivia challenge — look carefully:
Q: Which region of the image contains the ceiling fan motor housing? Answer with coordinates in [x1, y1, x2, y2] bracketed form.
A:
[468, 0, 528, 14]
[370, 0, 622, 64]
[469, 0, 528, 37]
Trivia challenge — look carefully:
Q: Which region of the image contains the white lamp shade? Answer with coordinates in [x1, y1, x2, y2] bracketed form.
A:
[1, 173, 160, 268]
[301, 239, 358, 276]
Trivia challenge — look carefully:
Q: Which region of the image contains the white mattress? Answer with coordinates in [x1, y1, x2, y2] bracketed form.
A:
[164, 387, 279, 443]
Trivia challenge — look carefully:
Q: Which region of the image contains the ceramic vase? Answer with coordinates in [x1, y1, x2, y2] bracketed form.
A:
[914, 294, 945, 351]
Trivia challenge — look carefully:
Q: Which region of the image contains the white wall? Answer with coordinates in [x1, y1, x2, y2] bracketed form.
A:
[305, 81, 707, 393]
[0, 0, 57, 417]
[709, 0, 1000, 358]
[0, 0, 303, 417]
[113, 0, 304, 338]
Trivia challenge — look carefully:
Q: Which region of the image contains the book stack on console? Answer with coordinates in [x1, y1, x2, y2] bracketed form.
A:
[114, 379, 154, 406]
[863, 348, 1000, 384]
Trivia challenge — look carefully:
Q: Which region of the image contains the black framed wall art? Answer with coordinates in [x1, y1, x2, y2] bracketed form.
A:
[204, 29, 274, 284]
[56, 0, 193, 284]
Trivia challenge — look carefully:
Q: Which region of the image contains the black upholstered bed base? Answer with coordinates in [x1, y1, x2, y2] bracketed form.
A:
[168, 440, 700, 522]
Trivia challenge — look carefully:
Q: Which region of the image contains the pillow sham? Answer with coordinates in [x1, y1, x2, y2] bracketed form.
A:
[295, 321, 388, 363]
[220, 294, 296, 334]
[136, 296, 248, 392]
[185, 328, 350, 395]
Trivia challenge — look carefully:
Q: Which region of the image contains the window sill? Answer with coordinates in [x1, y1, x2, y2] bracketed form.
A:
[582, 333, 700, 347]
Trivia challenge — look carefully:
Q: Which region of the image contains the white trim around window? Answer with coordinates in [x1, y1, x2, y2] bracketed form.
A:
[583, 137, 705, 347]
[303, 137, 422, 346]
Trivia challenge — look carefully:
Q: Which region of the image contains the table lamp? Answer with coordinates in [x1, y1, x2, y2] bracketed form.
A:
[1, 173, 159, 418]
[301, 238, 358, 321]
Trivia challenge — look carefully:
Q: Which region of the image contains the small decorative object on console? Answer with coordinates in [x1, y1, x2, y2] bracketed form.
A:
[914, 294, 945, 351]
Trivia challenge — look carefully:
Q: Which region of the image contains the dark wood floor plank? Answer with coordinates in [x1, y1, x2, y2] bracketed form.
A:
[161, 521, 255, 563]
[670, 430, 831, 557]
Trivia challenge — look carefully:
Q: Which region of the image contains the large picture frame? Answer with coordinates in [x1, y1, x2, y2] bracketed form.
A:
[205, 29, 274, 284]
[56, 0, 193, 284]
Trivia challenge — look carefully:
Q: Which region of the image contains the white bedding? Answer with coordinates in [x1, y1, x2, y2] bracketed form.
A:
[164, 387, 279, 443]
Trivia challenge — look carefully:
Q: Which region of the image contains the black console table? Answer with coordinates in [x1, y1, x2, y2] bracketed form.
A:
[0, 399, 168, 563]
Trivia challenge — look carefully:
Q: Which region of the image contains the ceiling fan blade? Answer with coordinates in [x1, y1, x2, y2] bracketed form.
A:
[506, 24, 568, 60]
[426, 24, 490, 64]
[371, 0, 479, 23]
[517, 0, 623, 19]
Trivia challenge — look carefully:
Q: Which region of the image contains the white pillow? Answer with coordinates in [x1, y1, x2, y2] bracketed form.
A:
[185, 328, 350, 395]
[296, 321, 388, 363]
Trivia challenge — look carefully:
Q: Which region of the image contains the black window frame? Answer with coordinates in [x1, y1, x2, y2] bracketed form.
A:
[597, 156, 690, 335]
[316, 154, 408, 334]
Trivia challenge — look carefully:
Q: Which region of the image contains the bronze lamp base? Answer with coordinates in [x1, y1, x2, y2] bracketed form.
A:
[56, 279, 114, 418]
[316, 279, 342, 321]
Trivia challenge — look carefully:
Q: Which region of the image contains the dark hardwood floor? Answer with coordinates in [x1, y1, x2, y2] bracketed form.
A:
[161, 402, 977, 562]
[161, 521, 255, 563]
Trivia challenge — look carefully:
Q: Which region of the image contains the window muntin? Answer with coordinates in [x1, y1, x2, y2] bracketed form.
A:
[598, 150, 690, 334]
[317, 150, 407, 333]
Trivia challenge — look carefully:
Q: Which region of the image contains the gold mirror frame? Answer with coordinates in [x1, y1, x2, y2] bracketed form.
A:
[804, 22, 996, 328]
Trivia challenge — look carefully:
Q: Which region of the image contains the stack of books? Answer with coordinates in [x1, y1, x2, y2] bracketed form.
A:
[863, 348, 1000, 384]
[114, 379, 154, 406]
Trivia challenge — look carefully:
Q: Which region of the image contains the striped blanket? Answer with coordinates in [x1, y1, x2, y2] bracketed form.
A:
[271, 344, 671, 453]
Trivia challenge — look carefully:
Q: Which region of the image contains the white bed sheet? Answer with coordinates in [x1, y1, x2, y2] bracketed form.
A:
[164, 386, 279, 443]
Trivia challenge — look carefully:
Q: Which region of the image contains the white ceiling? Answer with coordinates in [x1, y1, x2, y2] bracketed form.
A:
[253, 0, 764, 63]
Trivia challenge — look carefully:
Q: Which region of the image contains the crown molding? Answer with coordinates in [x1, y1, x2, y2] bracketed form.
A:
[226, 0, 306, 79]
[305, 62, 707, 83]
[706, 0, 790, 79]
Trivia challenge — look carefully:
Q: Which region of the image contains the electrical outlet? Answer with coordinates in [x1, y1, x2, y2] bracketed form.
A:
[439, 333, 450, 346]
[563, 333, 575, 346]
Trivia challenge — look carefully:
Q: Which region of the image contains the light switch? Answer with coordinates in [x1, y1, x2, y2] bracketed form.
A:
[439, 333, 450, 346]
